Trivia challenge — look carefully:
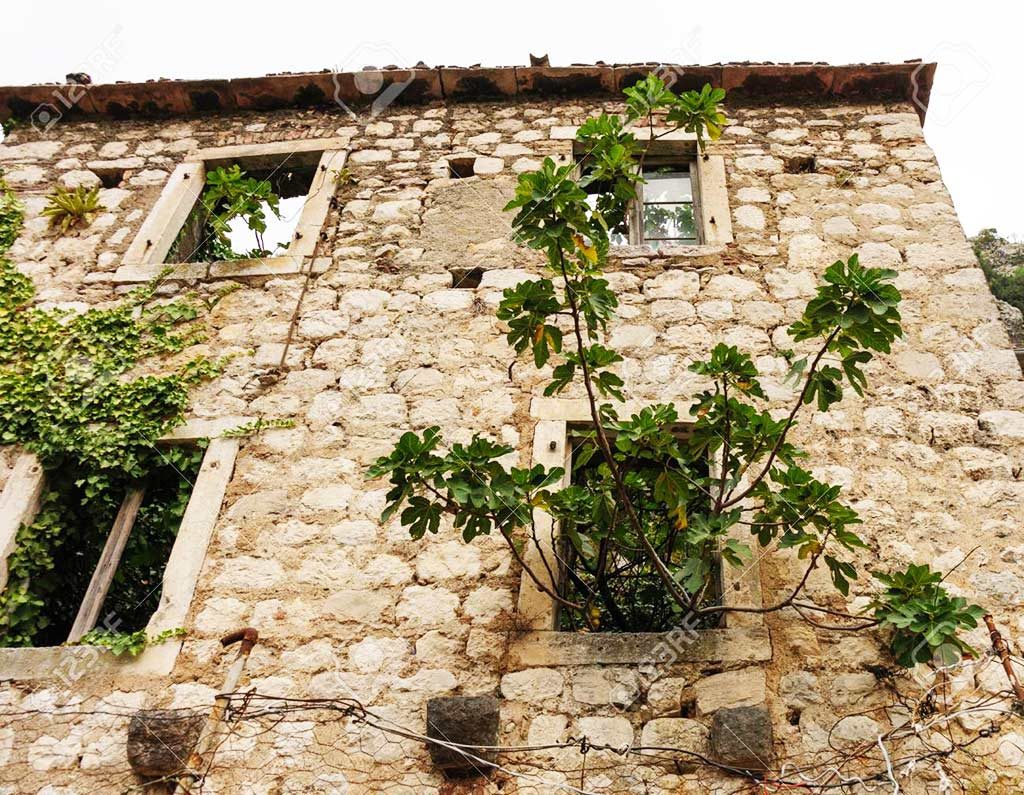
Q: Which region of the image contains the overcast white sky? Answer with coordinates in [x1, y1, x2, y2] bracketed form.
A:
[2, 0, 1020, 238]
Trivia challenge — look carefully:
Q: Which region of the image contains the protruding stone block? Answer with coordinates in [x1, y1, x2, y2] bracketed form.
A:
[127, 709, 205, 778]
[426, 695, 500, 778]
[709, 705, 774, 771]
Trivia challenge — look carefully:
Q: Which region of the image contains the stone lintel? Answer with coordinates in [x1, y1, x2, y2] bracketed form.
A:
[507, 627, 771, 668]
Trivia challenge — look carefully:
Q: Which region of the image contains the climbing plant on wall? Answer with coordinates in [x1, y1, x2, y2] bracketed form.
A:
[0, 175, 224, 647]
[369, 77, 984, 665]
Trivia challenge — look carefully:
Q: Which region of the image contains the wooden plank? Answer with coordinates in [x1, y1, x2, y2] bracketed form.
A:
[67, 487, 145, 643]
[0, 453, 45, 592]
[122, 161, 205, 266]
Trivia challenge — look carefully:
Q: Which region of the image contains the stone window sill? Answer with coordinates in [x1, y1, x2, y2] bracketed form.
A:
[507, 627, 771, 668]
[94, 255, 330, 285]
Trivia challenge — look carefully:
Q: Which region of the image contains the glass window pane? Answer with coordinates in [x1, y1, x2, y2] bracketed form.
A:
[643, 202, 696, 241]
[643, 170, 692, 203]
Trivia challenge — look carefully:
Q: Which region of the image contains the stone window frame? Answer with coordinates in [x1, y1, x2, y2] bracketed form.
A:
[0, 418, 244, 680]
[106, 138, 348, 284]
[509, 398, 768, 668]
[557, 127, 733, 250]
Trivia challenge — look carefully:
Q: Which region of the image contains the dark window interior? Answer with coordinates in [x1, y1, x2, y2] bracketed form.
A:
[558, 428, 719, 632]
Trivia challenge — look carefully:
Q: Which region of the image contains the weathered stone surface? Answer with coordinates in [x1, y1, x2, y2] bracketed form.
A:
[426, 695, 500, 776]
[500, 668, 564, 702]
[695, 667, 767, 714]
[832, 715, 882, 745]
[571, 668, 640, 707]
[577, 716, 633, 747]
[640, 718, 709, 771]
[709, 706, 774, 771]
[780, 671, 821, 708]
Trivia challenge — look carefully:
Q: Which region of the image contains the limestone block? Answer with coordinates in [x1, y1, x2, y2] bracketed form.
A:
[735, 155, 784, 174]
[832, 715, 882, 745]
[528, 714, 568, 746]
[349, 149, 392, 163]
[856, 241, 901, 268]
[463, 585, 513, 624]
[780, 671, 821, 708]
[979, 410, 1024, 439]
[571, 668, 640, 708]
[640, 718, 708, 771]
[829, 673, 877, 707]
[704, 274, 764, 300]
[423, 289, 475, 311]
[734, 205, 766, 230]
[644, 270, 700, 300]
[0, 140, 63, 160]
[694, 667, 767, 715]
[736, 187, 770, 203]
[415, 540, 482, 582]
[473, 156, 504, 174]
[500, 668, 564, 702]
[59, 169, 101, 189]
[373, 199, 420, 221]
[786, 235, 825, 269]
[577, 716, 633, 747]
[396, 585, 459, 628]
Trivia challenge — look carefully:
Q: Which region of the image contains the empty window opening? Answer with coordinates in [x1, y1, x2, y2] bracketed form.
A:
[168, 163, 315, 263]
[578, 151, 701, 248]
[556, 425, 719, 633]
[784, 155, 816, 174]
[447, 157, 476, 179]
[1, 446, 203, 648]
[449, 267, 484, 289]
[91, 167, 126, 189]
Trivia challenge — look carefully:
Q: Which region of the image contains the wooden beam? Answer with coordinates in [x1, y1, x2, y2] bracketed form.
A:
[0, 454, 45, 591]
[67, 487, 146, 644]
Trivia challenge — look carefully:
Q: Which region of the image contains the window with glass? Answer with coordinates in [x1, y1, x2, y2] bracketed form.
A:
[581, 157, 701, 248]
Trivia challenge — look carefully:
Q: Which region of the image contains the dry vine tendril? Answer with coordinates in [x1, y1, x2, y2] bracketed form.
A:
[368, 76, 985, 664]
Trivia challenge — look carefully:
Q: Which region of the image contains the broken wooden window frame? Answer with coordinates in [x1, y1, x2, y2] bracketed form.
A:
[106, 138, 348, 284]
[0, 417, 245, 679]
[507, 398, 767, 667]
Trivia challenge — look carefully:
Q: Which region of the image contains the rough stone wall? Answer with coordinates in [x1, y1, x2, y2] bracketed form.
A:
[0, 93, 1023, 794]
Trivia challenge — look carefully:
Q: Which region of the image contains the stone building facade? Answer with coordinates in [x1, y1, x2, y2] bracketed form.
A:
[0, 61, 1022, 793]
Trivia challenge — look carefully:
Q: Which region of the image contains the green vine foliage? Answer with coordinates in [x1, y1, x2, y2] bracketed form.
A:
[78, 626, 186, 657]
[0, 176, 222, 647]
[168, 165, 282, 263]
[369, 77, 984, 664]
